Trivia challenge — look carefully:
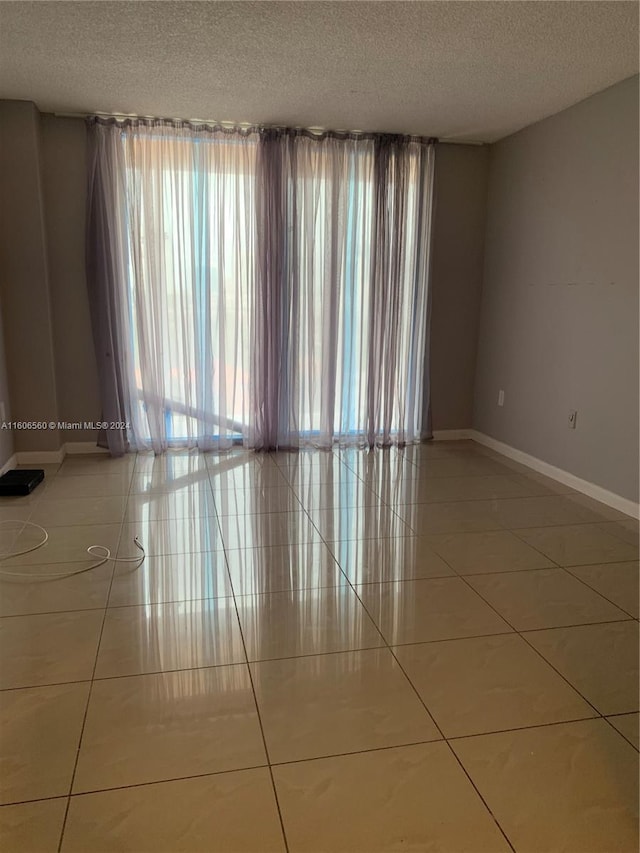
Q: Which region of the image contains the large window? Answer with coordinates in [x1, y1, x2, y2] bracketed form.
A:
[87, 119, 434, 453]
[123, 132, 258, 446]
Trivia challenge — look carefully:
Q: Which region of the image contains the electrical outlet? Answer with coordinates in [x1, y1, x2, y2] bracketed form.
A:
[498, 389, 505, 407]
[568, 410, 577, 429]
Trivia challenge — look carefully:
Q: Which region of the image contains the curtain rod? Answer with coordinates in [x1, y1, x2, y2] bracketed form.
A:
[51, 111, 486, 146]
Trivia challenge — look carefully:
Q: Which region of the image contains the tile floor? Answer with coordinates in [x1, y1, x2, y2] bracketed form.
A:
[0, 440, 638, 852]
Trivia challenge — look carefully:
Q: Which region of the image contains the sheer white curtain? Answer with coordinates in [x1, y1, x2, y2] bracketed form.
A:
[258, 132, 434, 449]
[88, 119, 259, 452]
[86, 119, 434, 453]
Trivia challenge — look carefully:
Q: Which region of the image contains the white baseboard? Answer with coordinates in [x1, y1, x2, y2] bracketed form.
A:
[431, 429, 472, 441]
[470, 430, 639, 520]
[0, 453, 18, 476]
[11, 442, 105, 466]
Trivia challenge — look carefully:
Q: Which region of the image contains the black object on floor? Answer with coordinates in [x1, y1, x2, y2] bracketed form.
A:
[0, 469, 45, 496]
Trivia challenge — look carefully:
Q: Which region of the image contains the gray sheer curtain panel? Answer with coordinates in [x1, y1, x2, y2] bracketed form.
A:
[85, 118, 435, 454]
[86, 121, 131, 456]
[253, 129, 435, 449]
[87, 118, 260, 453]
[249, 129, 289, 449]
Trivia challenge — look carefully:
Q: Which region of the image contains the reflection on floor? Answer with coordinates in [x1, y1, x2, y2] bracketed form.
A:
[0, 440, 638, 852]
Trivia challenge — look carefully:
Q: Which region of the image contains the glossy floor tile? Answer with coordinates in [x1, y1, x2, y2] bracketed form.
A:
[124, 489, 218, 522]
[452, 719, 639, 853]
[219, 510, 319, 550]
[516, 523, 639, 566]
[41, 473, 133, 499]
[0, 609, 103, 688]
[272, 742, 512, 852]
[0, 523, 121, 566]
[208, 466, 289, 491]
[356, 576, 512, 645]
[134, 452, 207, 474]
[63, 769, 286, 852]
[396, 499, 505, 534]
[425, 529, 555, 574]
[384, 474, 555, 504]
[0, 562, 113, 617]
[0, 445, 636, 852]
[235, 586, 384, 661]
[566, 560, 639, 617]
[59, 455, 136, 477]
[107, 550, 233, 607]
[293, 480, 382, 511]
[489, 494, 612, 529]
[225, 542, 345, 596]
[309, 505, 410, 542]
[251, 648, 440, 763]
[130, 470, 212, 495]
[607, 712, 639, 750]
[287, 466, 365, 490]
[0, 499, 39, 523]
[30, 495, 127, 527]
[598, 518, 640, 546]
[117, 517, 224, 557]
[523, 621, 639, 715]
[73, 665, 266, 791]
[330, 535, 454, 584]
[0, 798, 67, 852]
[394, 634, 595, 737]
[467, 567, 629, 630]
[95, 598, 246, 678]
[410, 454, 515, 478]
[214, 485, 303, 516]
[0, 682, 89, 804]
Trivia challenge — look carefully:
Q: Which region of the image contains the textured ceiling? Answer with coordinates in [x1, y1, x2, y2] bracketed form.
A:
[0, 1, 637, 142]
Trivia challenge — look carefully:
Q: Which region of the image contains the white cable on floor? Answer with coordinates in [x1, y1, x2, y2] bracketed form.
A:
[0, 519, 145, 579]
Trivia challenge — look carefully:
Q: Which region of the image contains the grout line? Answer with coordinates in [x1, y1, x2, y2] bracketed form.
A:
[3, 765, 272, 807]
[445, 714, 604, 742]
[0, 550, 633, 619]
[0, 794, 70, 809]
[561, 566, 639, 620]
[512, 616, 637, 635]
[430, 552, 610, 723]
[500, 528, 637, 618]
[2, 710, 638, 810]
[347, 534, 630, 829]
[211, 461, 290, 853]
[601, 715, 640, 754]
[296, 481, 518, 849]
[3, 614, 636, 694]
[315, 517, 518, 852]
[56, 459, 136, 853]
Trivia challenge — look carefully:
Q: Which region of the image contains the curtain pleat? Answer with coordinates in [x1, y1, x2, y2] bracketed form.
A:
[251, 129, 287, 449]
[86, 119, 435, 454]
[86, 122, 132, 455]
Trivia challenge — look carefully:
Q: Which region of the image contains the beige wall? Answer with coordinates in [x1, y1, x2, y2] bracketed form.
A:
[0, 100, 61, 452]
[0, 103, 101, 454]
[0, 301, 15, 466]
[430, 143, 489, 430]
[41, 115, 101, 444]
[473, 75, 639, 502]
